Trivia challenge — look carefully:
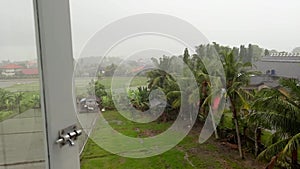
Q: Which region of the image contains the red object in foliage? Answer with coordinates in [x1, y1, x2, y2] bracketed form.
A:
[212, 96, 221, 110]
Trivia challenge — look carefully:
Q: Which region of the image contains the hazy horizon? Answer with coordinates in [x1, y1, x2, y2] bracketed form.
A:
[1, 0, 300, 61]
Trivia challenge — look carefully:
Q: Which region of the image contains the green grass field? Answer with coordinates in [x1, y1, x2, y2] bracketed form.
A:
[3, 77, 147, 92]
[75, 76, 148, 95]
[1, 76, 148, 100]
[0, 76, 147, 121]
[4, 81, 40, 92]
[80, 110, 265, 169]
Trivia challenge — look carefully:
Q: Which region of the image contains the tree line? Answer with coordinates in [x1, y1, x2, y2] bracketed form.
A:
[0, 88, 40, 121]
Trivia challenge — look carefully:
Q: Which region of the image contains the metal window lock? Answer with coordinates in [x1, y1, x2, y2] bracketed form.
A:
[56, 124, 82, 147]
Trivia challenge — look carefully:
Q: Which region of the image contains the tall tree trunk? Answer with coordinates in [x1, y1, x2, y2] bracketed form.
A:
[292, 147, 298, 166]
[234, 118, 243, 159]
[230, 97, 244, 159]
[243, 126, 247, 145]
[254, 127, 262, 157]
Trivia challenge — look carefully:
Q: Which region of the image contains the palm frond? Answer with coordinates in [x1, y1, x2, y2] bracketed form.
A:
[280, 79, 300, 98]
[282, 133, 300, 157]
[248, 111, 300, 133]
[257, 138, 289, 161]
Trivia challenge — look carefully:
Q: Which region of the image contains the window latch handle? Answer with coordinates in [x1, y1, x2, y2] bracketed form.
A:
[56, 124, 82, 147]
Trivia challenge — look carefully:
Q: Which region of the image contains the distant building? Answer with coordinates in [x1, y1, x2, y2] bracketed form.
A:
[249, 53, 300, 89]
[0, 62, 39, 77]
[253, 53, 300, 80]
[0, 63, 24, 76]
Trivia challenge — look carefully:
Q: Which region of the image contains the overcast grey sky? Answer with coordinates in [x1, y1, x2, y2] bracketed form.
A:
[1, 0, 300, 61]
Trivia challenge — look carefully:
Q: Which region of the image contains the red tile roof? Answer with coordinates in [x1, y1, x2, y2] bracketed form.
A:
[21, 68, 39, 75]
[0, 64, 24, 69]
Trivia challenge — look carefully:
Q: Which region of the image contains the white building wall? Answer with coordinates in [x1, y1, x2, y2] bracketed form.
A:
[254, 59, 300, 80]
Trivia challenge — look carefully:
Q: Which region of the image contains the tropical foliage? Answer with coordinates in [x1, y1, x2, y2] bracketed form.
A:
[83, 42, 299, 168]
[249, 78, 300, 168]
[0, 88, 40, 121]
[128, 86, 150, 111]
[221, 50, 258, 159]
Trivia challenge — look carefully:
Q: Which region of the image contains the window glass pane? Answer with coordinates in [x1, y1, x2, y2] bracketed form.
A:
[70, 1, 300, 169]
[0, 1, 45, 168]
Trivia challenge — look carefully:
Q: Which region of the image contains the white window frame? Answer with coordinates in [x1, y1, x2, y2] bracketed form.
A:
[33, 0, 80, 168]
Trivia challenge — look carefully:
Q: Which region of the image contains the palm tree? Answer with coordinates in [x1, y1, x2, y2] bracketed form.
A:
[249, 78, 300, 168]
[147, 56, 174, 89]
[221, 51, 257, 159]
[146, 56, 178, 121]
[184, 48, 211, 117]
[147, 52, 200, 122]
[164, 77, 197, 122]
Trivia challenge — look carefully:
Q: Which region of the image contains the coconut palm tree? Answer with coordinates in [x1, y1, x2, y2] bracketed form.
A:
[147, 56, 175, 89]
[249, 78, 300, 168]
[184, 48, 211, 117]
[221, 50, 257, 159]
